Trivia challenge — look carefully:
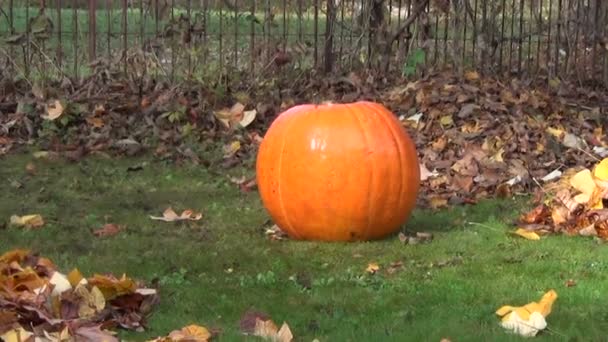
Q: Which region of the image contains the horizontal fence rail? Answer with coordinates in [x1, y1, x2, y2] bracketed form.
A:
[1, 0, 607, 87]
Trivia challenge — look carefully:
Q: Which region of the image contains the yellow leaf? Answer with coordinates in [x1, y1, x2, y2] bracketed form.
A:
[67, 268, 85, 287]
[546, 127, 565, 138]
[464, 71, 480, 81]
[495, 290, 557, 337]
[87, 273, 136, 300]
[570, 169, 596, 196]
[86, 116, 105, 128]
[1, 327, 33, 342]
[167, 324, 212, 341]
[223, 141, 241, 157]
[569, 169, 603, 208]
[9, 214, 44, 228]
[439, 115, 453, 127]
[429, 196, 448, 209]
[43, 100, 65, 120]
[366, 262, 380, 274]
[593, 158, 608, 181]
[548, 78, 561, 89]
[513, 228, 540, 240]
[492, 148, 505, 162]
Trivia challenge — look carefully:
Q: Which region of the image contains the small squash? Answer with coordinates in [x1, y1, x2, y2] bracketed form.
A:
[256, 101, 420, 241]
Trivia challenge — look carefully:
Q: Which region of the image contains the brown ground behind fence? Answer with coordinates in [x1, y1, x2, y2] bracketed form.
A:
[1, 0, 608, 88]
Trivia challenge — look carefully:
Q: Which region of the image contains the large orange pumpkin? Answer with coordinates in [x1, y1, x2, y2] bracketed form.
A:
[256, 101, 420, 241]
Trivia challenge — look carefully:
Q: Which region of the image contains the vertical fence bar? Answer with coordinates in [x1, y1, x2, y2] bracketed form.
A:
[442, 4, 449, 65]
[313, 0, 318, 67]
[554, 0, 561, 76]
[122, 0, 127, 74]
[8, 0, 13, 63]
[140, 0, 144, 44]
[186, 0, 191, 77]
[591, 0, 600, 83]
[472, 0, 478, 65]
[25, 0, 30, 77]
[508, 0, 515, 73]
[462, 0, 468, 67]
[572, 0, 585, 79]
[282, 0, 287, 51]
[338, 0, 345, 69]
[72, 0, 78, 77]
[106, 0, 112, 58]
[203, 0, 208, 71]
[56, 0, 62, 67]
[480, 0, 487, 72]
[250, 0, 256, 74]
[388, 0, 392, 26]
[498, 0, 506, 72]
[219, 0, 224, 75]
[298, 0, 303, 43]
[89, 0, 97, 62]
[517, 0, 523, 74]
[170, 0, 175, 79]
[527, 0, 533, 72]
[433, 2, 439, 65]
[397, 0, 403, 62]
[348, 0, 355, 49]
[234, 0, 239, 71]
[263, 0, 269, 64]
[546, 0, 552, 76]
[535, 0, 542, 73]
[154, 0, 159, 38]
[485, 1, 493, 72]
[323, 0, 334, 73]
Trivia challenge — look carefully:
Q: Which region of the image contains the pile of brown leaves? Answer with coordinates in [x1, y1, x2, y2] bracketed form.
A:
[516, 158, 608, 240]
[0, 249, 159, 341]
[2, 66, 608, 208]
[382, 71, 608, 207]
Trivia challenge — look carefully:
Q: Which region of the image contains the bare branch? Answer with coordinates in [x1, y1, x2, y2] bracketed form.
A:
[389, 0, 430, 44]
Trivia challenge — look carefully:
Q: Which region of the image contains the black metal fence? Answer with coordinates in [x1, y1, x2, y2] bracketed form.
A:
[1, 0, 607, 87]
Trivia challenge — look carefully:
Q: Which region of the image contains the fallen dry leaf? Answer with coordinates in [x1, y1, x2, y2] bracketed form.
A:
[25, 162, 36, 174]
[148, 324, 212, 342]
[214, 102, 246, 128]
[265, 224, 288, 241]
[223, 141, 241, 158]
[1, 327, 33, 342]
[517, 158, 608, 240]
[365, 262, 380, 274]
[240, 109, 257, 128]
[149, 207, 203, 222]
[43, 100, 65, 120]
[253, 318, 293, 342]
[0, 249, 158, 341]
[9, 214, 44, 228]
[93, 223, 123, 237]
[513, 228, 541, 241]
[496, 290, 557, 337]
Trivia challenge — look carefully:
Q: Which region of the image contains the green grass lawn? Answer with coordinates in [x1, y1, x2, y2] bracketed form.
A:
[2, 150, 608, 341]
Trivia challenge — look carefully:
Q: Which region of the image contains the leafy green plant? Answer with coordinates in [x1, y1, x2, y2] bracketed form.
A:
[161, 108, 186, 124]
[402, 48, 426, 77]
